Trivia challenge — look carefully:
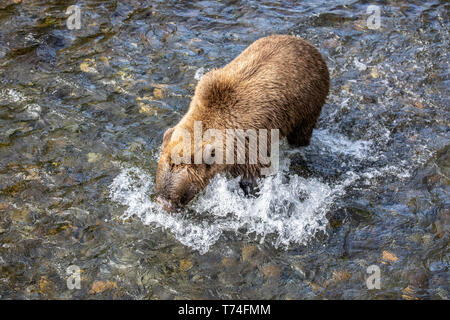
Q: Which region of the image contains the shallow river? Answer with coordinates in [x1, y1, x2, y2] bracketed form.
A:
[0, 0, 448, 299]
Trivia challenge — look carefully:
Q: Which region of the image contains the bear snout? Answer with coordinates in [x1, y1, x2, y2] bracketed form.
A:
[155, 195, 178, 212]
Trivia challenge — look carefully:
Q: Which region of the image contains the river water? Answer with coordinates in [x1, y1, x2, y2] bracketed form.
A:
[0, 0, 448, 299]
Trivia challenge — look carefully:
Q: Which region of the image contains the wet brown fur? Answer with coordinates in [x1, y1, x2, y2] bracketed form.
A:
[155, 35, 330, 209]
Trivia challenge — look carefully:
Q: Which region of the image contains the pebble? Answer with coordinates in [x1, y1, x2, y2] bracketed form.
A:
[414, 101, 424, 109]
[407, 269, 428, 288]
[331, 270, 351, 282]
[381, 250, 398, 264]
[179, 259, 193, 272]
[87, 153, 101, 163]
[353, 20, 367, 31]
[402, 286, 418, 300]
[422, 234, 432, 244]
[221, 257, 238, 268]
[138, 103, 157, 116]
[89, 280, 118, 294]
[80, 59, 98, 74]
[323, 38, 339, 49]
[10, 208, 29, 222]
[38, 276, 54, 295]
[261, 264, 281, 278]
[0, 202, 9, 211]
[241, 244, 259, 263]
[153, 88, 164, 99]
[370, 67, 379, 78]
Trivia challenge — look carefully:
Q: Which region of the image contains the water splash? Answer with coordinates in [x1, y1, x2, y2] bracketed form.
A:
[307, 129, 372, 160]
[109, 145, 358, 254]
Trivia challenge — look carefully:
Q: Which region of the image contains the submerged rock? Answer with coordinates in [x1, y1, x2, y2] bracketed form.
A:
[89, 281, 118, 295]
[381, 251, 398, 264]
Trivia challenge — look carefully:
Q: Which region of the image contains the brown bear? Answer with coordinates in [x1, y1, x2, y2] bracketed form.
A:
[154, 34, 329, 211]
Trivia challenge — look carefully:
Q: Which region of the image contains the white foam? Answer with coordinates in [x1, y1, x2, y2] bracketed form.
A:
[288, 129, 372, 160]
[109, 167, 223, 253]
[194, 67, 205, 81]
[109, 159, 349, 254]
[0, 89, 26, 103]
[354, 58, 367, 71]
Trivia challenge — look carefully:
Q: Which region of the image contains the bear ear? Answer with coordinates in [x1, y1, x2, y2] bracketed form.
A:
[196, 70, 235, 109]
[162, 127, 174, 148]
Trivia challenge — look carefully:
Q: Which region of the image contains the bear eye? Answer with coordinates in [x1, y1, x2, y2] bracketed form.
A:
[170, 163, 175, 170]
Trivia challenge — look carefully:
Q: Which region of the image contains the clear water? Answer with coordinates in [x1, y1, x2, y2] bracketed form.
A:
[0, 0, 448, 299]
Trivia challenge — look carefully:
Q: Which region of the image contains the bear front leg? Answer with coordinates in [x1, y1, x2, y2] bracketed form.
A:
[239, 176, 258, 196]
[287, 119, 315, 147]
